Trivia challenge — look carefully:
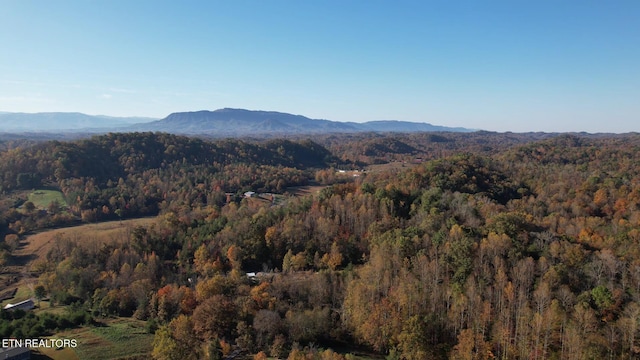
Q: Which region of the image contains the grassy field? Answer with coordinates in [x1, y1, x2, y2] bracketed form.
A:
[365, 161, 415, 174]
[74, 318, 154, 360]
[35, 318, 153, 360]
[19, 217, 157, 267]
[28, 189, 68, 209]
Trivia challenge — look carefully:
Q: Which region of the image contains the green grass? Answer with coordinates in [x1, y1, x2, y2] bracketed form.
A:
[34, 300, 69, 316]
[28, 189, 68, 209]
[71, 318, 154, 360]
[29, 317, 154, 360]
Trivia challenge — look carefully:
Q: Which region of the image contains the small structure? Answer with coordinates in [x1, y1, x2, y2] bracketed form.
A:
[0, 347, 30, 360]
[3, 298, 35, 312]
[243, 191, 256, 198]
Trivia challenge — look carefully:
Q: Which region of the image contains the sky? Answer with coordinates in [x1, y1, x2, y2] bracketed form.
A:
[1, 1, 639, 133]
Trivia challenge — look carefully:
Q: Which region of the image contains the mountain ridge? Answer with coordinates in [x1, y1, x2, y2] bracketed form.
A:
[0, 112, 158, 132]
[0, 108, 475, 135]
[130, 108, 474, 135]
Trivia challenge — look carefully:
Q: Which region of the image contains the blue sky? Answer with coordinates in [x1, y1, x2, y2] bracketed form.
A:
[1, 1, 639, 132]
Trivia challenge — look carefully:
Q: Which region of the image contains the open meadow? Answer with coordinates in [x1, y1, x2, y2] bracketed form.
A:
[34, 317, 153, 360]
[27, 189, 68, 209]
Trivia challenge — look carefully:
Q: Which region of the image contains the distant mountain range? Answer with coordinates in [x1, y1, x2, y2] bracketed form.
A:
[0, 108, 474, 135]
[0, 112, 157, 132]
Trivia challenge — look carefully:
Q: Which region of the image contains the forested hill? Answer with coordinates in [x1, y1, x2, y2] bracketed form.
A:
[0, 132, 336, 191]
[0, 133, 337, 230]
[4, 132, 640, 359]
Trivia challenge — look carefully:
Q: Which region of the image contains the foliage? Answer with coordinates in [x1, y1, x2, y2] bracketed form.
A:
[0, 306, 91, 338]
[3, 132, 640, 359]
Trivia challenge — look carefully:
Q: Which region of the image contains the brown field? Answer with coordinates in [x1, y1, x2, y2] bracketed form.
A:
[0, 217, 158, 305]
[33, 346, 80, 360]
[286, 184, 327, 196]
[365, 161, 416, 174]
[21, 217, 156, 264]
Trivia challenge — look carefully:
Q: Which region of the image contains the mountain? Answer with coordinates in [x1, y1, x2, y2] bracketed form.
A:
[130, 108, 474, 135]
[129, 108, 358, 134]
[351, 120, 471, 133]
[0, 108, 474, 135]
[0, 112, 158, 132]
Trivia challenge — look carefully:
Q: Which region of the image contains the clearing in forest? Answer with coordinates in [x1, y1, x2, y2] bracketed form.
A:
[0, 217, 157, 306]
[27, 189, 68, 209]
[34, 317, 153, 360]
[287, 184, 327, 196]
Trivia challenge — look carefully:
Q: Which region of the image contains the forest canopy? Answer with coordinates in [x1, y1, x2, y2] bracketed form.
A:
[2, 132, 640, 359]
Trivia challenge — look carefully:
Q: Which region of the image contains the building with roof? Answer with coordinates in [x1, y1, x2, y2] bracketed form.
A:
[3, 298, 35, 312]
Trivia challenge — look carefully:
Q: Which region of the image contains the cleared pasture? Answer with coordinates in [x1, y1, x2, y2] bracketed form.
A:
[27, 189, 68, 209]
[35, 317, 153, 360]
[19, 217, 157, 268]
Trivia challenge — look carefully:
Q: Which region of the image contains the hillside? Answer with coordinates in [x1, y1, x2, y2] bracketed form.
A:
[2, 132, 640, 359]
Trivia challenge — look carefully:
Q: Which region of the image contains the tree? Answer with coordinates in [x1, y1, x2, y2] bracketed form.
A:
[254, 309, 282, 348]
[322, 241, 343, 270]
[152, 316, 200, 360]
[194, 244, 216, 277]
[48, 200, 62, 214]
[204, 339, 223, 360]
[192, 295, 237, 340]
[23, 201, 36, 213]
[282, 249, 293, 273]
[152, 325, 180, 360]
[115, 208, 123, 223]
[450, 328, 492, 360]
[34, 285, 46, 306]
[397, 315, 429, 359]
[591, 285, 613, 311]
[16, 173, 39, 189]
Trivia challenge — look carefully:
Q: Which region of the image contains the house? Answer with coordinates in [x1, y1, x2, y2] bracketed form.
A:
[0, 347, 30, 360]
[243, 191, 256, 198]
[3, 298, 35, 311]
